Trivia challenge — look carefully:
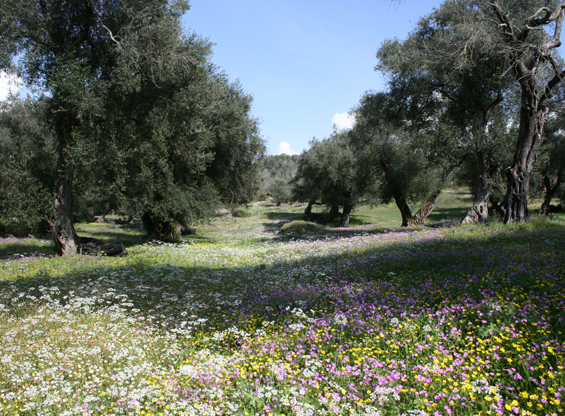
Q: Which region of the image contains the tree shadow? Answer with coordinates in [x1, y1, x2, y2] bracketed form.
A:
[427, 207, 469, 223]
[2, 220, 564, 341]
[0, 242, 53, 261]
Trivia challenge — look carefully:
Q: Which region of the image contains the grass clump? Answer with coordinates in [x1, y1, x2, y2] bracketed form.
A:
[280, 220, 327, 235]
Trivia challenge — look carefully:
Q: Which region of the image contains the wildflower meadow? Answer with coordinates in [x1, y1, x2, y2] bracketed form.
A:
[0, 203, 564, 416]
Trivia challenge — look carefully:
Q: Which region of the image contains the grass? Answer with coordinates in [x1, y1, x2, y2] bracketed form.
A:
[0, 195, 564, 416]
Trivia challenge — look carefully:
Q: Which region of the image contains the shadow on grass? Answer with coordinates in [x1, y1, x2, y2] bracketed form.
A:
[427, 207, 469, 223]
[2, 220, 565, 342]
[0, 243, 53, 260]
[2, 220, 564, 343]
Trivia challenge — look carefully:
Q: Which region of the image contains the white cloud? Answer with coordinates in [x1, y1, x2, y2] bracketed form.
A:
[0, 71, 23, 100]
[276, 141, 301, 155]
[331, 112, 355, 131]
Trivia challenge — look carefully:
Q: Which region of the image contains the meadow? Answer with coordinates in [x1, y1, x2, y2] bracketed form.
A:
[1, 192, 564, 416]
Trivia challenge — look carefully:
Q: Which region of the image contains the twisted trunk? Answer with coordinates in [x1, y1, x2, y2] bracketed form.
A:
[462, 179, 492, 224]
[52, 167, 79, 256]
[393, 192, 413, 227]
[501, 82, 548, 223]
[463, 154, 493, 224]
[540, 171, 563, 215]
[51, 116, 79, 256]
[380, 159, 412, 227]
[304, 199, 322, 215]
[339, 192, 353, 227]
[328, 203, 340, 223]
[412, 189, 442, 226]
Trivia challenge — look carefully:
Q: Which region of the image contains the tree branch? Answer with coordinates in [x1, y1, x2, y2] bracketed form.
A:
[489, 0, 516, 39]
[542, 69, 565, 104]
[101, 24, 122, 45]
[483, 93, 503, 123]
[541, 4, 565, 51]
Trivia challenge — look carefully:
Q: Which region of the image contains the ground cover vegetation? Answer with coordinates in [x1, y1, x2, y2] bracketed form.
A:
[1, 0, 565, 412]
[0, 202, 564, 415]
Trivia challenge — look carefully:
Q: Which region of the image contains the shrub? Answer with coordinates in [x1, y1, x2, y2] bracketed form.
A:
[279, 220, 326, 235]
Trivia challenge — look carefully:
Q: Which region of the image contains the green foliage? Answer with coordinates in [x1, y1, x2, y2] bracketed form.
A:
[260, 154, 299, 204]
[0, 98, 56, 236]
[108, 27, 265, 234]
[351, 92, 435, 205]
[368, 0, 526, 223]
[293, 131, 372, 209]
[1, 0, 265, 243]
[268, 177, 294, 205]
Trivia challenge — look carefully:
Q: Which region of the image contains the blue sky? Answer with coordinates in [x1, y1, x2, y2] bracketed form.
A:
[182, 0, 442, 155]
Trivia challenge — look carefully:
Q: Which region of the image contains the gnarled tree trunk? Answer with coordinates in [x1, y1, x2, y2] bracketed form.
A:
[51, 116, 79, 256]
[339, 192, 353, 227]
[328, 203, 340, 223]
[142, 213, 182, 241]
[540, 171, 563, 215]
[462, 178, 492, 224]
[412, 189, 442, 226]
[393, 192, 413, 227]
[304, 200, 313, 215]
[463, 153, 493, 224]
[52, 170, 79, 256]
[501, 82, 548, 223]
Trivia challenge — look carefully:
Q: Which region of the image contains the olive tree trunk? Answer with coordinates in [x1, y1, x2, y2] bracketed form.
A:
[393, 192, 413, 227]
[462, 178, 492, 224]
[338, 193, 353, 227]
[52, 169, 79, 256]
[540, 171, 563, 215]
[328, 203, 340, 223]
[462, 154, 493, 224]
[412, 189, 442, 226]
[501, 83, 548, 223]
[51, 118, 79, 256]
[142, 213, 182, 241]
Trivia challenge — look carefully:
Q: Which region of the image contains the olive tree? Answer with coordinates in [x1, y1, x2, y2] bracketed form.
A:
[376, 1, 518, 223]
[2, 0, 264, 247]
[293, 131, 375, 227]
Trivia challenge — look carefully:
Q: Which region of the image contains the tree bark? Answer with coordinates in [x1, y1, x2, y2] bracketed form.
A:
[328, 203, 340, 223]
[393, 192, 413, 227]
[540, 171, 563, 215]
[142, 213, 182, 241]
[51, 117, 79, 256]
[304, 200, 314, 215]
[462, 179, 491, 224]
[339, 193, 353, 227]
[52, 170, 79, 256]
[412, 189, 442, 226]
[462, 154, 493, 224]
[501, 82, 548, 223]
